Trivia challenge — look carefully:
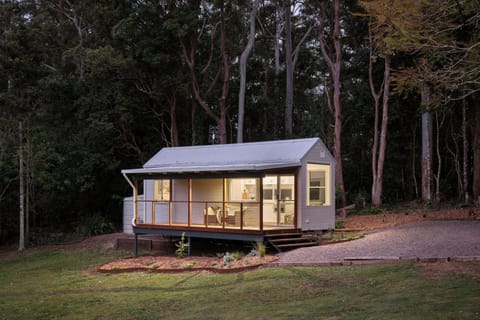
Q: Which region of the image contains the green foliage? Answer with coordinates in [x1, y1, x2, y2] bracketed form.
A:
[255, 241, 266, 257]
[335, 220, 345, 229]
[75, 214, 115, 238]
[354, 206, 384, 216]
[175, 232, 189, 259]
[232, 251, 245, 260]
[0, 0, 477, 245]
[222, 252, 235, 265]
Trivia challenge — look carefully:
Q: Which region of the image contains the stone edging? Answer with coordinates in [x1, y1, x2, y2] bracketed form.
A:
[268, 256, 480, 267]
[97, 263, 268, 274]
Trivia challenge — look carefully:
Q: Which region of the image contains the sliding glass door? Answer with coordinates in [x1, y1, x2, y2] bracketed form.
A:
[262, 175, 295, 227]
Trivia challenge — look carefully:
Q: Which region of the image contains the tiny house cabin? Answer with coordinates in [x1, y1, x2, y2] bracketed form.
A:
[122, 138, 335, 244]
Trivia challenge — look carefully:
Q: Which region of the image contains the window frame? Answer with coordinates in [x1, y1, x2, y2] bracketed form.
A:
[306, 163, 331, 206]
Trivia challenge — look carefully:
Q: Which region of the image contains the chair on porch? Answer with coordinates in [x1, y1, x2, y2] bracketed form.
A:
[205, 206, 221, 225]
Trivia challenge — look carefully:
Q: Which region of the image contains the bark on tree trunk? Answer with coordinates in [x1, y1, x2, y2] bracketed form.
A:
[181, 1, 229, 145]
[18, 121, 25, 252]
[368, 26, 391, 207]
[318, 0, 346, 211]
[462, 100, 469, 204]
[472, 97, 480, 205]
[284, 0, 293, 136]
[237, 0, 260, 143]
[273, 4, 282, 138]
[372, 55, 391, 206]
[421, 85, 433, 202]
[168, 94, 179, 147]
[217, 0, 229, 144]
[434, 110, 445, 202]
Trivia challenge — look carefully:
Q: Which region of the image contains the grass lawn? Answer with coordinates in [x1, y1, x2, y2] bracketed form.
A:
[0, 247, 479, 320]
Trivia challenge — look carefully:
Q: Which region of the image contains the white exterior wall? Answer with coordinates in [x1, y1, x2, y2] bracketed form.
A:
[298, 141, 335, 230]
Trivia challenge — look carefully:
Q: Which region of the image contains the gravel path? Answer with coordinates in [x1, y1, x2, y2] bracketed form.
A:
[277, 221, 480, 264]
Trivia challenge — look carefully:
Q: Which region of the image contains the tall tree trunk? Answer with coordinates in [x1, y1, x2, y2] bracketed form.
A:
[18, 121, 25, 252]
[411, 121, 419, 199]
[217, 0, 229, 144]
[237, 0, 260, 143]
[462, 100, 469, 204]
[191, 96, 196, 145]
[168, 94, 179, 147]
[181, 1, 229, 144]
[273, 4, 282, 138]
[368, 25, 390, 206]
[434, 110, 445, 202]
[284, 0, 293, 136]
[421, 85, 433, 202]
[372, 55, 391, 206]
[318, 0, 346, 212]
[472, 97, 480, 205]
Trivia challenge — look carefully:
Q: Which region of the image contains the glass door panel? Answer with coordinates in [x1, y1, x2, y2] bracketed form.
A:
[262, 175, 295, 227]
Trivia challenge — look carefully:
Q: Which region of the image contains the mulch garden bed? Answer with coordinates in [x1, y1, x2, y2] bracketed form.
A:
[98, 255, 278, 274]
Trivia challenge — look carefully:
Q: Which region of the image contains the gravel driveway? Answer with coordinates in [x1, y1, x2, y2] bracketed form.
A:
[277, 221, 480, 265]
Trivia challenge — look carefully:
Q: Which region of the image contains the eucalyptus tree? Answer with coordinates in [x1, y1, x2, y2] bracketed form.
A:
[317, 0, 347, 209]
[237, 0, 261, 143]
[361, 0, 480, 204]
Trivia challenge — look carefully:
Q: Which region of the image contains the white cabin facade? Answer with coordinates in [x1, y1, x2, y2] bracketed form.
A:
[122, 138, 335, 242]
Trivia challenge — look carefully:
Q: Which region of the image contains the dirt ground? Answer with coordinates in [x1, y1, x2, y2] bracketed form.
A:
[343, 207, 480, 281]
[343, 207, 480, 232]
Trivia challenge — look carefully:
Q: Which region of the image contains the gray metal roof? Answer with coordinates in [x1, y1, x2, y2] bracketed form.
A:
[122, 137, 321, 175]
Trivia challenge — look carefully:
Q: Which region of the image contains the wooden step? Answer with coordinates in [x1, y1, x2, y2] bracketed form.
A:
[269, 235, 316, 243]
[265, 232, 304, 238]
[276, 241, 319, 249]
[263, 229, 301, 235]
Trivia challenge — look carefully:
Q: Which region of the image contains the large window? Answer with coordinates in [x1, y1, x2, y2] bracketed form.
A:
[154, 179, 170, 201]
[307, 164, 331, 206]
[227, 178, 259, 201]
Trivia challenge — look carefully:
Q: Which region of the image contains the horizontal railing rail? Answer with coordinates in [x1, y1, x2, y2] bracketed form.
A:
[134, 199, 262, 231]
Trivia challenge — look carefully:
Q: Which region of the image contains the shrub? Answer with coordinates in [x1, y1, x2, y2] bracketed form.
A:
[255, 241, 266, 257]
[335, 220, 345, 229]
[232, 251, 244, 260]
[175, 232, 189, 258]
[75, 214, 115, 237]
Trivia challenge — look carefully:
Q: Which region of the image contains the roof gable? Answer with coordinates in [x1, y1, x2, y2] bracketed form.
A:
[143, 138, 319, 169]
[121, 138, 334, 176]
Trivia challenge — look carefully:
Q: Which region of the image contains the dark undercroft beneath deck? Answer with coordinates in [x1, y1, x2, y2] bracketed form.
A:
[133, 226, 267, 242]
[131, 226, 302, 256]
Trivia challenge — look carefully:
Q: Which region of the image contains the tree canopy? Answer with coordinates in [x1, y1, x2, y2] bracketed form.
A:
[0, 0, 478, 244]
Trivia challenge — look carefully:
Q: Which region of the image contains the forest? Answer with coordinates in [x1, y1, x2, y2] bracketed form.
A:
[0, 0, 479, 245]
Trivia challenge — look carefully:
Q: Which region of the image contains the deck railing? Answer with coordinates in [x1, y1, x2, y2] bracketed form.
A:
[134, 200, 263, 231]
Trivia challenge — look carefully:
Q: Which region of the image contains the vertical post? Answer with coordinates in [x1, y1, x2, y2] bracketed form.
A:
[134, 179, 139, 224]
[222, 178, 226, 227]
[240, 202, 244, 230]
[151, 200, 155, 225]
[294, 171, 298, 229]
[18, 121, 25, 252]
[134, 233, 138, 257]
[188, 179, 192, 226]
[204, 202, 209, 226]
[187, 236, 191, 257]
[259, 177, 263, 231]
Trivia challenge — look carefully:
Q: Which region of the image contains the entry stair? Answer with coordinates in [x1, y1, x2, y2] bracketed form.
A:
[265, 229, 320, 252]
